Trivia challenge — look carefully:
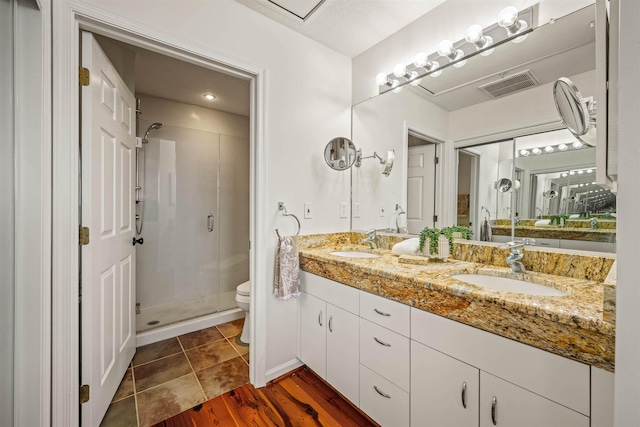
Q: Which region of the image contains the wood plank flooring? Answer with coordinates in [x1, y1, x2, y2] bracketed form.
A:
[152, 366, 379, 426]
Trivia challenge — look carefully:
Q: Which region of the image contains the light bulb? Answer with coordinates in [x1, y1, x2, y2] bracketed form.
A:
[414, 53, 428, 68]
[577, 170, 584, 174]
[465, 24, 494, 56]
[572, 141, 583, 149]
[569, 171, 576, 175]
[544, 146, 554, 153]
[437, 39, 454, 56]
[532, 148, 542, 155]
[393, 63, 408, 78]
[391, 80, 402, 93]
[430, 63, 442, 77]
[562, 173, 568, 177]
[498, 6, 528, 42]
[587, 169, 593, 173]
[558, 143, 568, 151]
[376, 73, 388, 86]
[203, 93, 216, 101]
[519, 149, 530, 156]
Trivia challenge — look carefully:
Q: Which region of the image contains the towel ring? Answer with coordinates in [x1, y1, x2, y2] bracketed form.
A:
[275, 202, 301, 238]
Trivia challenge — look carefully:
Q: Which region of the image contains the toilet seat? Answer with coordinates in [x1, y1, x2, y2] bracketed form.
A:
[237, 281, 250, 296]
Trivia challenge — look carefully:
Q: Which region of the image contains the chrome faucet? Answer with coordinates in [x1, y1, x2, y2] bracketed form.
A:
[590, 218, 598, 229]
[396, 204, 406, 234]
[536, 207, 543, 219]
[499, 239, 535, 273]
[361, 229, 378, 249]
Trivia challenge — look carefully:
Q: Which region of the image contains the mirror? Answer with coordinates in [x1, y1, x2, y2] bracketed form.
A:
[351, 4, 612, 252]
[324, 137, 357, 171]
[553, 77, 597, 146]
[494, 178, 520, 193]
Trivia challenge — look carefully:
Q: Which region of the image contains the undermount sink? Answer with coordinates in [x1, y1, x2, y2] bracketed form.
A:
[330, 251, 381, 259]
[452, 274, 567, 297]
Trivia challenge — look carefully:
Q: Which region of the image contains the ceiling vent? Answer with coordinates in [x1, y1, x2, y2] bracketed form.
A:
[479, 70, 540, 98]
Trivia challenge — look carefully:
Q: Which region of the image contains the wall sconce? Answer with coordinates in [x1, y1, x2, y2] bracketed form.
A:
[375, 5, 534, 95]
[355, 149, 395, 177]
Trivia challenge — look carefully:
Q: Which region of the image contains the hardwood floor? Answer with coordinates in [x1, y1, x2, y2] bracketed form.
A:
[152, 366, 379, 426]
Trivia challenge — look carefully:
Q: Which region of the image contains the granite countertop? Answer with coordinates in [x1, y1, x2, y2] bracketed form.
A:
[491, 224, 616, 242]
[297, 233, 616, 372]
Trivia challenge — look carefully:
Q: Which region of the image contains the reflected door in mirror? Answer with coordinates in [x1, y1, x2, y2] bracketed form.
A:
[407, 143, 437, 234]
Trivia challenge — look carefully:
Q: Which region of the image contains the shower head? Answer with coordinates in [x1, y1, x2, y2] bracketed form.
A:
[142, 122, 163, 143]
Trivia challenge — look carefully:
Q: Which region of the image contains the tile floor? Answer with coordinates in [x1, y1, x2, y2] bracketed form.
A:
[100, 318, 249, 427]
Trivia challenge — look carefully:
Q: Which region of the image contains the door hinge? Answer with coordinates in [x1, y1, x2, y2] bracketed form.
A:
[433, 215, 438, 223]
[80, 384, 90, 404]
[79, 67, 90, 86]
[79, 226, 90, 246]
[434, 156, 439, 165]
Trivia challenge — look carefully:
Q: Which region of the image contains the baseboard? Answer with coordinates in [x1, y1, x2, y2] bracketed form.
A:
[265, 358, 304, 383]
[136, 308, 244, 347]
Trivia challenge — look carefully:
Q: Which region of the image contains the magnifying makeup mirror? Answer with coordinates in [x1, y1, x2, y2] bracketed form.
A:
[324, 137, 357, 171]
[553, 77, 596, 146]
[543, 190, 559, 199]
[494, 178, 521, 193]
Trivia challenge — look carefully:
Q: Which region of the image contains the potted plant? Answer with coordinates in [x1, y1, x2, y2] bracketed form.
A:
[418, 225, 471, 261]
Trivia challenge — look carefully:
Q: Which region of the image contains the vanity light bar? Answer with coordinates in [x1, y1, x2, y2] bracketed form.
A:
[376, 6, 534, 95]
[518, 140, 583, 157]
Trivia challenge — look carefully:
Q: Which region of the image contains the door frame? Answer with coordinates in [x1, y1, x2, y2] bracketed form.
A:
[51, 2, 267, 425]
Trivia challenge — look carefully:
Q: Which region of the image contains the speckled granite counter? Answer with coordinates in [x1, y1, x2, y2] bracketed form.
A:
[492, 224, 616, 242]
[298, 233, 616, 372]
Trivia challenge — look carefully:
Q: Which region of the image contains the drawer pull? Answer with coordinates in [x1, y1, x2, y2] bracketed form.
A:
[318, 311, 323, 327]
[491, 396, 497, 425]
[328, 315, 333, 332]
[374, 385, 391, 399]
[461, 381, 467, 409]
[374, 308, 391, 317]
[373, 337, 391, 347]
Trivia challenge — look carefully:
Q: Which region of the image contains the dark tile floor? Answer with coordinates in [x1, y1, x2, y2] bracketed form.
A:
[100, 318, 249, 427]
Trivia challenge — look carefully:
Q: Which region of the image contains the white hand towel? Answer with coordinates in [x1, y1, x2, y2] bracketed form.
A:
[535, 219, 551, 226]
[274, 235, 300, 300]
[392, 238, 420, 256]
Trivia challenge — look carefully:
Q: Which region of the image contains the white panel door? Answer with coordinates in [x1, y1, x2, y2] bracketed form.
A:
[81, 31, 136, 427]
[407, 144, 436, 234]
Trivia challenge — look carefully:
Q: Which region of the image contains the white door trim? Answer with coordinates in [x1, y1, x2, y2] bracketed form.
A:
[51, 2, 267, 425]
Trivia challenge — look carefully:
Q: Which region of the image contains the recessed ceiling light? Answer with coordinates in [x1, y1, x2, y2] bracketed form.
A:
[203, 93, 216, 101]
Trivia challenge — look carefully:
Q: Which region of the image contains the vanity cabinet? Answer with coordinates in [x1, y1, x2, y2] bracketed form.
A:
[411, 308, 590, 427]
[299, 272, 360, 405]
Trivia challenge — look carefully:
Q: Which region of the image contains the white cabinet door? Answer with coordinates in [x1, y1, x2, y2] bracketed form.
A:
[300, 292, 327, 378]
[479, 372, 589, 427]
[327, 304, 360, 405]
[411, 341, 479, 427]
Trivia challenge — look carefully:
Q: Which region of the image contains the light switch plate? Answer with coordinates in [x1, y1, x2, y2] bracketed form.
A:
[340, 202, 348, 218]
[304, 202, 312, 219]
[353, 203, 361, 218]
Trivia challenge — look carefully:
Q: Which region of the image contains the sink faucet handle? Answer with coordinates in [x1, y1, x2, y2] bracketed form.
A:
[498, 240, 524, 250]
[523, 238, 536, 246]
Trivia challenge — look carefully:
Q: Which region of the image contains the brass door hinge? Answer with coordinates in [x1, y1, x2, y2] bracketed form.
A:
[79, 67, 90, 86]
[79, 226, 90, 246]
[80, 384, 90, 404]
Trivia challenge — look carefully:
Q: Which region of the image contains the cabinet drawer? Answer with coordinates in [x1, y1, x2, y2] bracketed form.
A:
[360, 291, 410, 336]
[299, 271, 359, 315]
[411, 308, 590, 415]
[360, 318, 410, 391]
[360, 364, 409, 427]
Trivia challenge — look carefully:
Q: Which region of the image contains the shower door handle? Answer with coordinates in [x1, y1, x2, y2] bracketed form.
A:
[207, 213, 214, 232]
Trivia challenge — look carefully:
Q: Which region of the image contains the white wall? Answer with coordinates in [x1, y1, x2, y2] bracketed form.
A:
[352, 89, 449, 231]
[352, 0, 594, 105]
[79, 0, 352, 376]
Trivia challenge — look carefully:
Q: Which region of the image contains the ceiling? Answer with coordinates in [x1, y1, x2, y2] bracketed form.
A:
[234, 0, 446, 58]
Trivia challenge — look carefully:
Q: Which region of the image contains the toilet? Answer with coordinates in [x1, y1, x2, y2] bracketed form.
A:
[235, 281, 251, 344]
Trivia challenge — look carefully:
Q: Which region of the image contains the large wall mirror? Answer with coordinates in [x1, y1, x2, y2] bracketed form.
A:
[351, 3, 615, 252]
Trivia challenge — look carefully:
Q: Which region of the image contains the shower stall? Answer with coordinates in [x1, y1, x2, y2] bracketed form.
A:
[135, 117, 249, 334]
